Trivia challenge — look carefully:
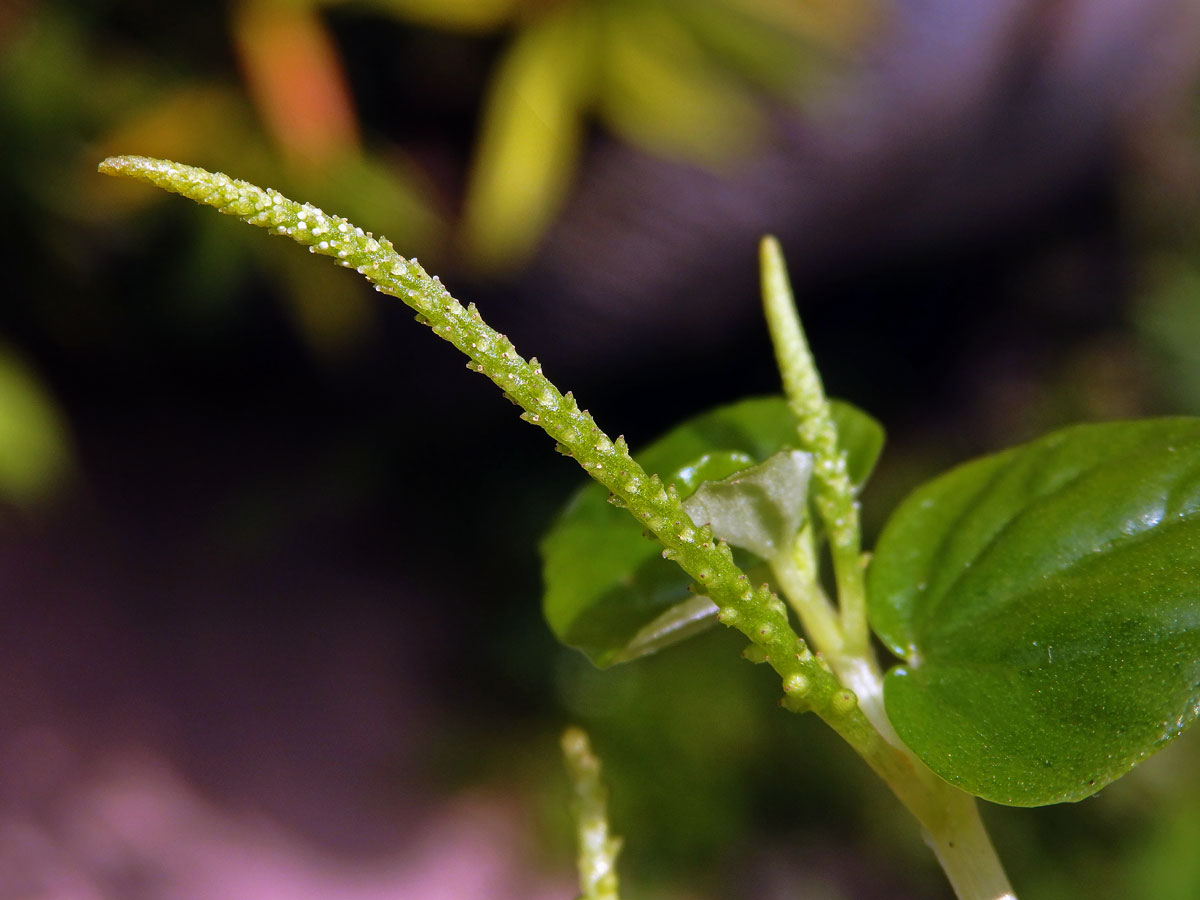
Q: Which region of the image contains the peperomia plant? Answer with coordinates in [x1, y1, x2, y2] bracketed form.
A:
[98, 155, 1200, 900]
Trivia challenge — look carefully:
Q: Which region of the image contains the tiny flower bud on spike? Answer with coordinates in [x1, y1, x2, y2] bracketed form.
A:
[783, 673, 810, 696]
[832, 690, 858, 716]
[742, 644, 769, 664]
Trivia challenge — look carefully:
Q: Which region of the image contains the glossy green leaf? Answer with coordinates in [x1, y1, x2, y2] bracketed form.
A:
[868, 419, 1200, 806]
[542, 396, 883, 666]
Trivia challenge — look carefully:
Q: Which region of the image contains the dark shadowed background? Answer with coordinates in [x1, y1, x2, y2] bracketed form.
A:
[3, 0, 1200, 897]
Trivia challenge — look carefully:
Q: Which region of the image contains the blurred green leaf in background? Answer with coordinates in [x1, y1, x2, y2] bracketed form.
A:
[0, 345, 73, 509]
[455, 0, 873, 272]
[3, 0, 867, 356]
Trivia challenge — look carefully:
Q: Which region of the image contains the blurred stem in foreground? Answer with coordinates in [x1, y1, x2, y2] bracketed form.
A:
[562, 727, 623, 900]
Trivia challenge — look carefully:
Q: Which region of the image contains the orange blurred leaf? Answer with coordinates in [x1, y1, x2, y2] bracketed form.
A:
[232, 0, 360, 169]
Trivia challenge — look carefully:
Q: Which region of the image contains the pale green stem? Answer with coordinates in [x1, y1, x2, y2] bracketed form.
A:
[770, 610, 1014, 893]
[759, 236, 869, 655]
[926, 797, 1017, 900]
[562, 727, 622, 900]
[813, 671, 1015, 900]
[768, 523, 843, 657]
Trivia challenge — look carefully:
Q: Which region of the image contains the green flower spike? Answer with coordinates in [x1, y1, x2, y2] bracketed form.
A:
[96, 156, 862, 724]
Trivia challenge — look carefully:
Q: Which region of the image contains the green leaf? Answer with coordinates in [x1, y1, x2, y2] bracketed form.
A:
[832, 398, 884, 490]
[542, 395, 882, 666]
[867, 418, 1200, 806]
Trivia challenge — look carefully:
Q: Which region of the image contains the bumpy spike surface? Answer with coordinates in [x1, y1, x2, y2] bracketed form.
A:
[760, 236, 869, 649]
[98, 156, 862, 724]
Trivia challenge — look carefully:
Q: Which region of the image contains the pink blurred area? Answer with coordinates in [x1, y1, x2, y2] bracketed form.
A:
[0, 388, 570, 898]
[0, 493, 570, 899]
[0, 738, 566, 899]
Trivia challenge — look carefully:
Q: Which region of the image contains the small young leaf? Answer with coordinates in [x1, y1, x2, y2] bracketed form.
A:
[868, 418, 1200, 806]
[542, 396, 882, 667]
[609, 594, 723, 665]
[683, 449, 813, 559]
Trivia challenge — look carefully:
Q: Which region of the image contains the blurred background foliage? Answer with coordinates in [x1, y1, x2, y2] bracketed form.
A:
[3, 0, 1200, 897]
